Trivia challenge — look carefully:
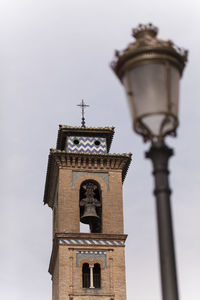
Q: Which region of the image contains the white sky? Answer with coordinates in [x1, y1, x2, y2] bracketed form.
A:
[1, 1, 200, 300]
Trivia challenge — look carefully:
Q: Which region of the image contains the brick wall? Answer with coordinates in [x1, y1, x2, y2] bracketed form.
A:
[53, 244, 126, 300]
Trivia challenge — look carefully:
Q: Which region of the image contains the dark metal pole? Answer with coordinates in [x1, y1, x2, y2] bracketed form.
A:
[146, 142, 179, 300]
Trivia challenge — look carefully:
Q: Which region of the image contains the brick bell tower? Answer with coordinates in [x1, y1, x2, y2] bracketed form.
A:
[43, 121, 132, 300]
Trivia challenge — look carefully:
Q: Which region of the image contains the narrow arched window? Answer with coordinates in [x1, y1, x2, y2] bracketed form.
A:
[93, 263, 101, 288]
[80, 180, 102, 233]
[82, 263, 90, 288]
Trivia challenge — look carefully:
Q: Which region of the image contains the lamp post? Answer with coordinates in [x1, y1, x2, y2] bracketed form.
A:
[111, 24, 188, 300]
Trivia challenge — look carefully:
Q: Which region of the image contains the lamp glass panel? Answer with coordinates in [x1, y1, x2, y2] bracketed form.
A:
[123, 62, 180, 138]
[170, 66, 180, 116]
[128, 63, 167, 116]
[141, 114, 175, 136]
[142, 114, 166, 136]
[122, 72, 136, 121]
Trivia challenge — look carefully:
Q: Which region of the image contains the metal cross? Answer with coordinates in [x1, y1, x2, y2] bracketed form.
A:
[77, 99, 90, 127]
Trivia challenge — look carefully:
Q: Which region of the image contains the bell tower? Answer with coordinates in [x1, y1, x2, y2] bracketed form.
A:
[44, 124, 132, 300]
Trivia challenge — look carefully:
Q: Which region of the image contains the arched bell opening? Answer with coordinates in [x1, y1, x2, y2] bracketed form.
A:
[80, 180, 102, 233]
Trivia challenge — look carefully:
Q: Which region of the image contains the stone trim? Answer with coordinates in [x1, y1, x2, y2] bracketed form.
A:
[56, 232, 127, 241]
[69, 292, 115, 297]
[60, 239, 124, 246]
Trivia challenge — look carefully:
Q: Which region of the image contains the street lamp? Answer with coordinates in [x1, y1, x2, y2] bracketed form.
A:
[111, 23, 188, 300]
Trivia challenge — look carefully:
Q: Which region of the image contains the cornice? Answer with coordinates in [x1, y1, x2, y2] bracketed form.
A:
[55, 232, 127, 241]
[58, 125, 115, 131]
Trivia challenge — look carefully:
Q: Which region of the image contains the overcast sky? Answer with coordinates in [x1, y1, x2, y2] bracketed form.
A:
[1, 1, 200, 300]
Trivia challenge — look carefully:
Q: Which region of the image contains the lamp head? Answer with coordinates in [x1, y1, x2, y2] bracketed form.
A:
[111, 23, 188, 142]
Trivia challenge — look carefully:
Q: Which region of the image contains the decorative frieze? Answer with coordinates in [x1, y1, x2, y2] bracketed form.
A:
[66, 136, 107, 154]
[59, 239, 124, 246]
[72, 171, 109, 189]
[76, 251, 107, 268]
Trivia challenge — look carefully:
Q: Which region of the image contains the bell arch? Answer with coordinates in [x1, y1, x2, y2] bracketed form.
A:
[79, 179, 102, 233]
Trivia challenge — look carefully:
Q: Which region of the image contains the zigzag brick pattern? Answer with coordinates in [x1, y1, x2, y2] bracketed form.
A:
[66, 136, 107, 154]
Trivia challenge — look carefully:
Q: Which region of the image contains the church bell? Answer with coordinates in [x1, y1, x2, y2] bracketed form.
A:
[80, 203, 100, 224]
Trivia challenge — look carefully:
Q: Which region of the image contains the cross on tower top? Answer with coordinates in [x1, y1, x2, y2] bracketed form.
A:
[77, 99, 90, 127]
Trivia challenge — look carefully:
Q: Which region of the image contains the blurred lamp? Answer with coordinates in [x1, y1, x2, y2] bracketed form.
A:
[111, 23, 187, 142]
[111, 24, 188, 300]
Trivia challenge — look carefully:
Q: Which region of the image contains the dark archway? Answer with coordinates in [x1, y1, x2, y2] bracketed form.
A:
[93, 263, 101, 288]
[80, 180, 102, 233]
[82, 263, 90, 288]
